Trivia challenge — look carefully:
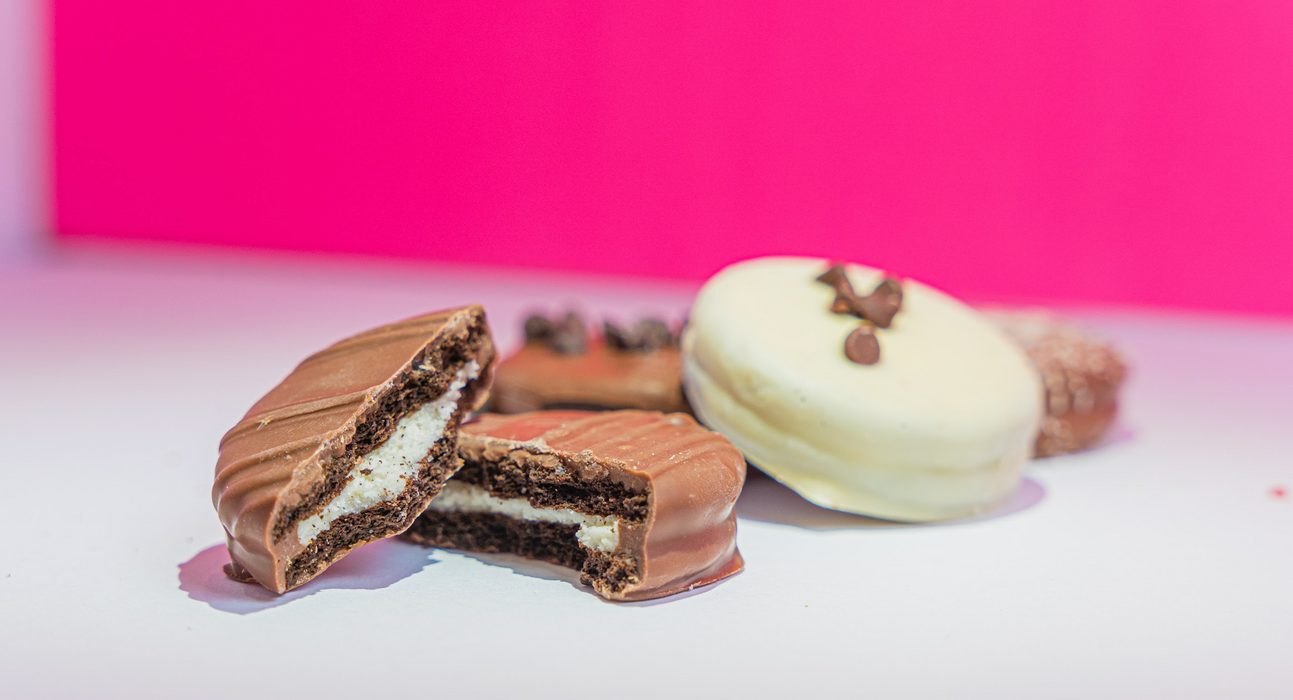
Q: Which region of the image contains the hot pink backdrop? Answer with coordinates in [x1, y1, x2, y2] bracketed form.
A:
[53, 2, 1293, 314]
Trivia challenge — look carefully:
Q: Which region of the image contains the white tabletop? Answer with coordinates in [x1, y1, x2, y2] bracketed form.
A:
[2, 244, 1290, 699]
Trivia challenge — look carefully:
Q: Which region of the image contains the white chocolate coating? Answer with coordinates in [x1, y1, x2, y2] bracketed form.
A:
[681, 257, 1043, 521]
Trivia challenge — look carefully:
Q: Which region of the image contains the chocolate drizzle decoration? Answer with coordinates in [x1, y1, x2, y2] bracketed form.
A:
[816, 263, 903, 365]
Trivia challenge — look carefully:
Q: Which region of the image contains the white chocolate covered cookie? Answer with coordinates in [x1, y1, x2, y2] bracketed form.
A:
[681, 257, 1043, 521]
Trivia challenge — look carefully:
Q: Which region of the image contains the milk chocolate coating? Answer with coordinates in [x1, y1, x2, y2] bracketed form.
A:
[844, 325, 881, 365]
[492, 339, 691, 414]
[407, 410, 745, 601]
[985, 310, 1126, 457]
[212, 306, 497, 593]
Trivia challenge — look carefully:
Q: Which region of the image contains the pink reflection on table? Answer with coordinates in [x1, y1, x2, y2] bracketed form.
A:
[178, 540, 438, 614]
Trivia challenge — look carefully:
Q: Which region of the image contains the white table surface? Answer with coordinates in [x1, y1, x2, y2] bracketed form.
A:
[2, 244, 1291, 699]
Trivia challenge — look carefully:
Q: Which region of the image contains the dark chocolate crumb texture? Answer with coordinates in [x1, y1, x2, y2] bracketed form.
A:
[403, 410, 745, 601]
[213, 306, 497, 593]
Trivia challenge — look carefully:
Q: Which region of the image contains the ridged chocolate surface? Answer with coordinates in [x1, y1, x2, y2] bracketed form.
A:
[986, 310, 1126, 457]
[213, 306, 496, 593]
[450, 410, 745, 600]
[492, 341, 691, 414]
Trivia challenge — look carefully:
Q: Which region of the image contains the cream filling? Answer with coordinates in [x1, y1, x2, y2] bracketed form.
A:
[427, 481, 621, 553]
[297, 360, 480, 546]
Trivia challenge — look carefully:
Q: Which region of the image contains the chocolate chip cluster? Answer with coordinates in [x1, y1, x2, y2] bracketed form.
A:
[815, 264, 904, 365]
[524, 312, 678, 355]
[604, 318, 676, 352]
[524, 312, 588, 354]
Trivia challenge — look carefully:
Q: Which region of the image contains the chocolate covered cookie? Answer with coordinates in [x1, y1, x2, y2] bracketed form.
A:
[682, 257, 1043, 522]
[404, 410, 745, 601]
[984, 310, 1127, 457]
[490, 312, 689, 414]
[213, 307, 496, 593]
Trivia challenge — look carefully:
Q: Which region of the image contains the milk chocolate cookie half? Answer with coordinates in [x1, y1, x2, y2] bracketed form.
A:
[403, 410, 744, 601]
[984, 310, 1127, 457]
[491, 312, 689, 414]
[213, 307, 497, 593]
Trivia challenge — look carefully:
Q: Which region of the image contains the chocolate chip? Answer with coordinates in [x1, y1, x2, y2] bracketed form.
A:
[873, 277, 903, 299]
[815, 264, 851, 289]
[816, 264, 904, 329]
[523, 314, 554, 343]
[844, 326, 881, 365]
[830, 295, 856, 315]
[548, 312, 587, 355]
[604, 321, 633, 350]
[817, 264, 865, 316]
[857, 278, 903, 329]
[523, 311, 587, 353]
[637, 318, 676, 349]
[605, 318, 677, 353]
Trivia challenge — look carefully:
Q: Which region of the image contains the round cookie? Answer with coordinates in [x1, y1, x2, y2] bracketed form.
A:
[681, 256, 1043, 522]
[983, 309, 1127, 458]
[490, 312, 691, 415]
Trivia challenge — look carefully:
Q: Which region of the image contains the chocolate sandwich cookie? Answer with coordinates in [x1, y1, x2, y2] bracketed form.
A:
[213, 307, 496, 593]
[491, 312, 689, 414]
[984, 310, 1127, 457]
[682, 257, 1043, 522]
[403, 410, 745, 601]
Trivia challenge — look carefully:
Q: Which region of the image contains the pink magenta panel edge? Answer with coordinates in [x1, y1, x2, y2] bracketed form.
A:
[52, 2, 1293, 314]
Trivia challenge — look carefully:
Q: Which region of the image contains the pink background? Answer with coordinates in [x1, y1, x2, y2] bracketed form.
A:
[52, 1, 1293, 314]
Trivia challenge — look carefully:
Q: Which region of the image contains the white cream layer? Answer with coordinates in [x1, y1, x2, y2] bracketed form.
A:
[297, 360, 480, 545]
[427, 481, 621, 553]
